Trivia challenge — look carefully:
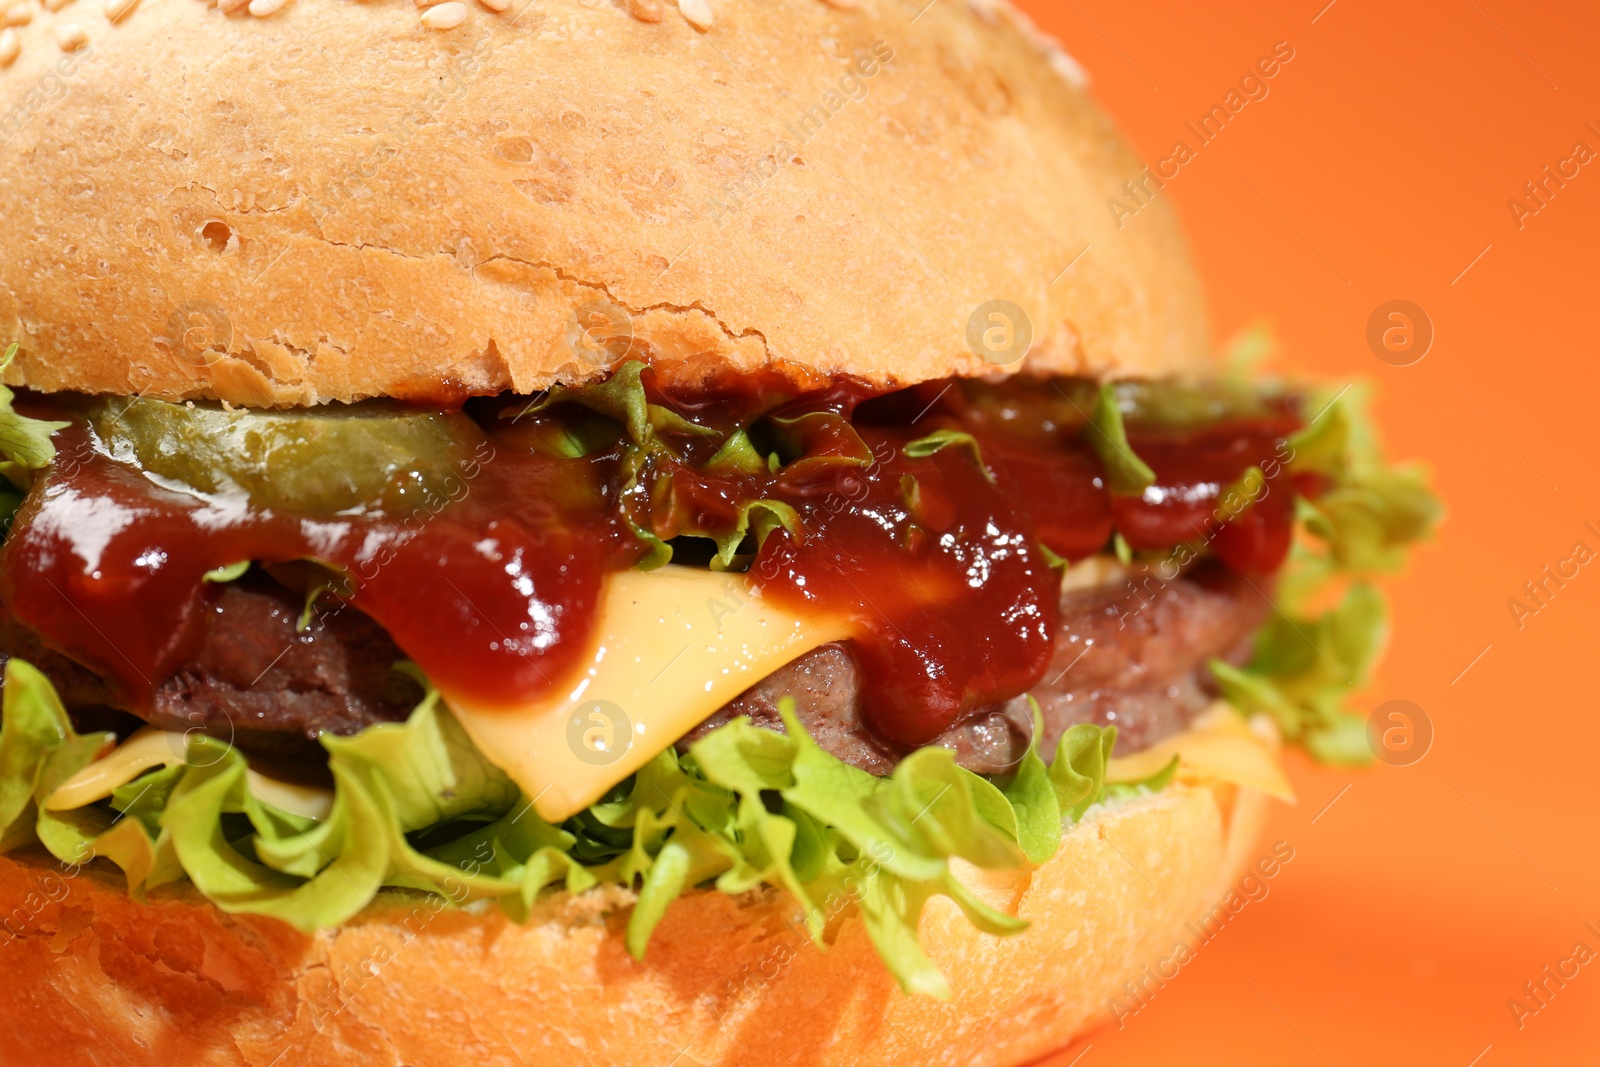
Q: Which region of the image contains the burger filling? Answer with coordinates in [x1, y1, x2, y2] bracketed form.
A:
[0, 350, 1437, 992]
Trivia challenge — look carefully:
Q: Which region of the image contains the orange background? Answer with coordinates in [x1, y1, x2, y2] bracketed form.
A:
[1010, 1, 1600, 1064]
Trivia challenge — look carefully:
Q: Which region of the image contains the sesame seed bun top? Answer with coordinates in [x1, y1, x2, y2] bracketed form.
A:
[0, 0, 1211, 406]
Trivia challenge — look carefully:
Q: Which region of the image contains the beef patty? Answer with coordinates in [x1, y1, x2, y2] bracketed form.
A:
[0, 574, 422, 761]
[678, 562, 1269, 774]
[1, 563, 1267, 776]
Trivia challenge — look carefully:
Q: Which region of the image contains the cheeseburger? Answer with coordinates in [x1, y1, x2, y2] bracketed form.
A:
[0, 0, 1437, 1063]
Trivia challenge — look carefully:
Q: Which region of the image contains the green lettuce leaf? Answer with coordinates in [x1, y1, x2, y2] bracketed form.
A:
[0, 344, 70, 492]
[704, 428, 772, 476]
[201, 560, 251, 584]
[705, 499, 801, 571]
[903, 429, 994, 482]
[764, 410, 873, 478]
[1050, 723, 1118, 820]
[5, 667, 1127, 996]
[517, 362, 849, 571]
[0, 660, 111, 843]
[1211, 382, 1440, 762]
[320, 689, 519, 831]
[1223, 318, 1278, 377]
[1210, 582, 1388, 764]
[1281, 384, 1442, 605]
[1216, 466, 1266, 523]
[1085, 382, 1157, 495]
[519, 361, 715, 448]
[1103, 755, 1180, 801]
[1112, 530, 1134, 566]
[1000, 700, 1060, 864]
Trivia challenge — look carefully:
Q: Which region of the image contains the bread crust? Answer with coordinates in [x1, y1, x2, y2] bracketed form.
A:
[0, 782, 1270, 1066]
[0, 0, 1209, 406]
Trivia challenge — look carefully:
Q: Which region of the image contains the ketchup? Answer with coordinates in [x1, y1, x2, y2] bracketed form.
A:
[0, 374, 1304, 747]
[750, 427, 1059, 748]
[1117, 417, 1302, 574]
[0, 422, 641, 709]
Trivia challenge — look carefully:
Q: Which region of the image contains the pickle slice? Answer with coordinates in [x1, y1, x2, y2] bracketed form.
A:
[91, 397, 486, 514]
[957, 378, 1295, 437]
[1108, 379, 1292, 430]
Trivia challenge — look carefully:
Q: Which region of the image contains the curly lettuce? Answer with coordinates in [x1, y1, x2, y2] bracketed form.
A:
[513, 361, 876, 570]
[903, 428, 993, 482]
[0, 344, 69, 531]
[0, 661, 1125, 997]
[1285, 384, 1441, 596]
[1209, 383, 1441, 763]
[1086, 382, 1158, 495]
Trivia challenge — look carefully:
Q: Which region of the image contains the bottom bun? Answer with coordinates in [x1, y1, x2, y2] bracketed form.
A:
[0, 781, 1272, 1067]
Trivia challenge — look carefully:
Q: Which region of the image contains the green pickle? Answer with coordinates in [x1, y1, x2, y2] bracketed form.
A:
[1108, 379, 1289, 430]
[956, 377, 1292, 438]
[90, 397, 486, 514]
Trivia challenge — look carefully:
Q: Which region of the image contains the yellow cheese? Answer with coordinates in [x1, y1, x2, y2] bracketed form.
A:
[46, 727, 186, 810]
[245, 773, 335, 821]
[443, 565, 853, 823]
[1106, 702, 1296, 802]
[45, 726, 335, 820]
[1059, 554, 1125, 592]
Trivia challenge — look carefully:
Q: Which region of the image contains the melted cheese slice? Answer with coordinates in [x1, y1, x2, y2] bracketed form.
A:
[1106, 702, 1296, 802]
[45, 726, 335, 820]
[444, 565, 853, 823]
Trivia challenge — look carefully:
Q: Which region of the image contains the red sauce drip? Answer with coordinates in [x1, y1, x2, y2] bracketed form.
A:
[0, 423, 642, 710]
[750, 427, 1059, 748]
[0, 378, 1304, 746]
[741, 415, 1300, 745]
[1117, 418, 1302, 575]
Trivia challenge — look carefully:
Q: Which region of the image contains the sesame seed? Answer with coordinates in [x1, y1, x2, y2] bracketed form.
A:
[247, 0, 288, 16]
[0, 4, 30, 27]
[104, 0, 137, 22]
[965, 0, 997, 24]
[1045, 47, 1087, 89]
[52, 20, 85, 48]
[817, 0, 857, 7]
[477, 0, 509, 11]
[627, 0, 662, 21]
[676, 0, 710, 30]
[40, 0, 67, 10]
[0, 27, 17, 66]
[420, 0, 465, 28]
